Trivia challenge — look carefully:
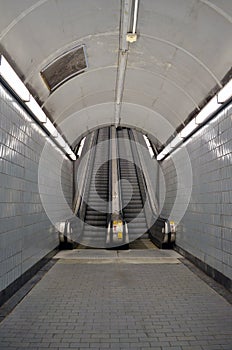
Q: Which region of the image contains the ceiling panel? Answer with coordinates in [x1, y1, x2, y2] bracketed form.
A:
[59, 102, 115, 145]
[0, 0, 120, 80]
[43, 67, 117, 122]
[0, 0, 231, 146]
[26, 34, 118, 103]
[0, 0, 38, 34]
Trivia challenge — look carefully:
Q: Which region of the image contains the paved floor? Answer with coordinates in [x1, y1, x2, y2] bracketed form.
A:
[0, 247, 231, 350]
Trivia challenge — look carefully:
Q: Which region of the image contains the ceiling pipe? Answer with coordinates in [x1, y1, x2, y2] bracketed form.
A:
[114, 0, 139, 127]
[115, 52, 128, 126]
[120, 0, 131, 51]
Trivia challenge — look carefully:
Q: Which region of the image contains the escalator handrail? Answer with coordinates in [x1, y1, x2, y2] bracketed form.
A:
[116, 129, 129, 244]
[73, 132, 94, 214]
[106, 127, 112, 244]
[73, 130, 99, 218]
[131, 130, 159, 216]
[127, 129, 157, 223]
[116, 131, 124, 220]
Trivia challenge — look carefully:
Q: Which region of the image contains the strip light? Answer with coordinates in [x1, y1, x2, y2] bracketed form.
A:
[132, 0, 139, 34]
[69, 153, 77, 161]
[77, 137, 86, 157]
[143, 135, 154, 158]
[157, 78, 232, 161]
[25, 95, 47, 123]
[55, 133, 66, 148]
[195, 96, 218, 124]
[0, 55, 30, 101]
[0, 54, 76, 161]
[170, 135, 182, 149]
[63, 144, 74, 156]
[44, 119, 58, 137]
[217, 79, 232, 104]
[180, 119, 197, 138]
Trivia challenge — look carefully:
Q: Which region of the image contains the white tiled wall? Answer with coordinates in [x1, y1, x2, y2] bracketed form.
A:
[160, 102, 232, 280]
[0, 84, 73, 292]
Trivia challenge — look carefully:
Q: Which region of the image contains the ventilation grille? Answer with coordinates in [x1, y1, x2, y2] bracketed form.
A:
[41, 45, 87, 91]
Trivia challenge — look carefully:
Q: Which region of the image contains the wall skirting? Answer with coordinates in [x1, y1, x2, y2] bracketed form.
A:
[175, 245, 232, 293]
[0, 248, 59, 307]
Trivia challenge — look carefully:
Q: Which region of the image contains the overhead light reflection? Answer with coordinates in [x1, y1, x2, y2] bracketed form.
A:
[0, 54, 76, 161]
[0, 55, 30, 101]
[180, 119, 197, 138]
[157, 77, 232, 161]
[217, 80, 232, 104]
[25, 95, 47, 123]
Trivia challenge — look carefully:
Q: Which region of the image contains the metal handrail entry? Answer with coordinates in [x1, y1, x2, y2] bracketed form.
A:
[129, 129, 176, 248]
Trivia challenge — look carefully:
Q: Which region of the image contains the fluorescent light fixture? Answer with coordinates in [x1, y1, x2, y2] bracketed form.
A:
[25, 95, 47, 123]
[147, 146, 154, 158]
[157, 78, 232, 161]
[69, 153, 77, 161]
[0, 54, 78, 162]
[77, 137, 86, 157]
[0, 55, 30, 101]
[132, 0, 139, 34]
[157, 152, 165, 161]
[171, 135, 182, 148]
[163, 143, 172, 154]
[156, 142, 175, 161]
[44, 119, 58, 137]
[143, 135, 154, 158]
[217, 79, 232, 104]
[180, 119, 197, 138]
[157, 143, 172, 160]
[55, 133, 66, 148]
[143, 135, 149, 146]
[63, 144, 73, 155]
[62, 144, 77, 160]
[195, 96, 218, 124]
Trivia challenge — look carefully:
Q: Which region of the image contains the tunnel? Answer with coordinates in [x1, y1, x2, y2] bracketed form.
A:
[0, 1, 232, 349]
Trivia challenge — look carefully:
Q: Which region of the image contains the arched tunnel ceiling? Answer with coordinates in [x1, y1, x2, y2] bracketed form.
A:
[0, 0, 231, 148]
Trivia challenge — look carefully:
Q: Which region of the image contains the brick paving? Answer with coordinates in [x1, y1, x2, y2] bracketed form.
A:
[0, 249, 231, 350]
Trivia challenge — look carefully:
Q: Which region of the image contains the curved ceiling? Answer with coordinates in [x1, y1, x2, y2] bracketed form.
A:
[0, 0, 231, 148]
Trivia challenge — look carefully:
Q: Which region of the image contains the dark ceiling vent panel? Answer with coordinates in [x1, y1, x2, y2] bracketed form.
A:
[41, 45, 88, 91]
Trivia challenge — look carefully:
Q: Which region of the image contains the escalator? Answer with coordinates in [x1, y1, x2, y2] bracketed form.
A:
[81, 127, 110, 247]
[117, 128, 148, 241]
[74, 126, 162, 248]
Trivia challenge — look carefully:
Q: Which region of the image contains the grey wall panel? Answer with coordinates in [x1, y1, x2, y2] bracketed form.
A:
[61, 159, 73, 209]
[160, 156, 177, 218]
[0, 84, 73, 292]
[160, 102, 232, 280]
